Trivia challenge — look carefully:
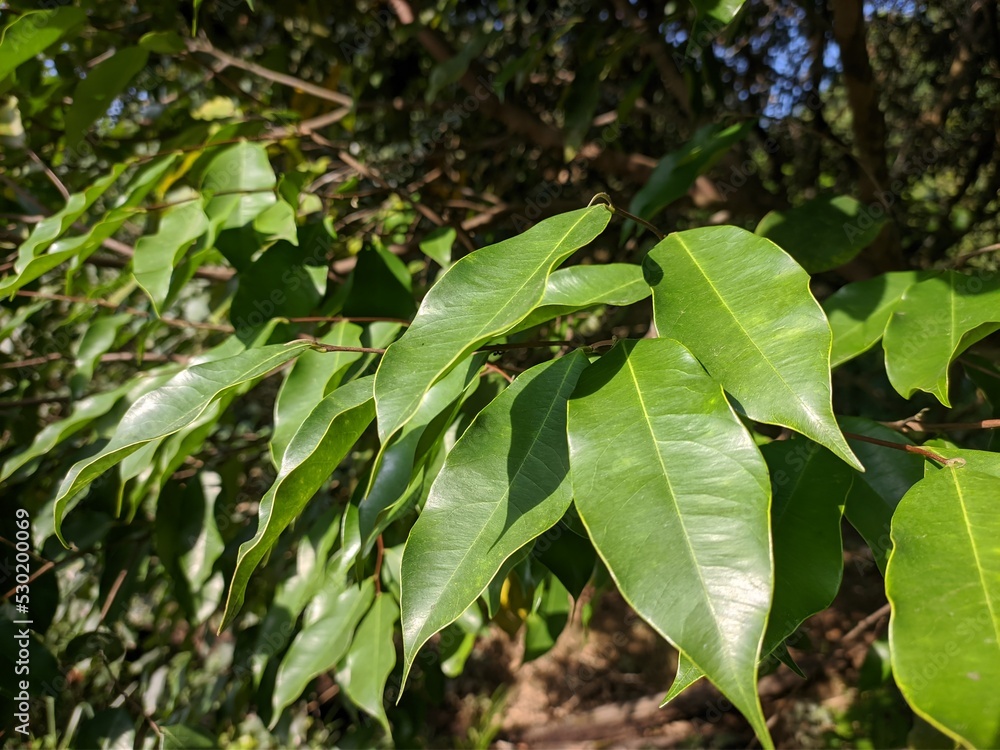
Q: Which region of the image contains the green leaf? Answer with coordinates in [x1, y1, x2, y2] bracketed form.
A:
[568, 338, 773, 748]
[419, 227, 455, 268]
[134, 201, 209, 314]
[71, 313, 131, 396]
[271, 579, 375, 722]
[756, 195, 884, 274]
[53, 342, 311, 546]
[65, 47, 149, 147]
[691, 0, 746, 23]
[138, 31, 186, 54]
[661, 653, 704, 706]
[360, 355, 483, 549]
[0, 8, 87, 81]
[823, 272, 926, 367]
[1, 157, 176, 296]
[569, 339, 773, 746]
[841, 417, 924, 574]
[220, 376, 375, 630]
[375, 205, 611, 443]
[155, 473, 225, 622]
[64, 631, 125, 663]
[887, 468, 1000, 749]
[2, 164, 127, 289]
[338, 594, 400, 736]
[514, 263, 651, 331]
[645, 226, 861, 470]
[761, 439, 852, 649]
[342, 244, 415, 320]
[400, 351, 589, 688]
[271, 322, 363, 465]
[524, 576, 570, 662]
[883, 271, 1000, 406]
[201, 141, 277, 230]
[562, 58, 603, 156]
[0, 379, 143, 482]
[532, 521, 596, 599]
[161, 725, 216, 749]
[253, 199, 298, 245]
[627, 123, 751, 228]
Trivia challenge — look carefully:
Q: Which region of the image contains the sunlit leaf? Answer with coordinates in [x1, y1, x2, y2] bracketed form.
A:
[338, 594, 400, 735]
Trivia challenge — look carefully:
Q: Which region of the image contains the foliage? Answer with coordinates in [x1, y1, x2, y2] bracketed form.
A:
[2, 0, 1000, 748]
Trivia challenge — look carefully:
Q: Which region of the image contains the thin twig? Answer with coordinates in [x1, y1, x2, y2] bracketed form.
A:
[26, 149, 69, 200]
[950, 242, 1000, 268]
[842, 603, 891, 644]
[843, 431, 964, 466]
[15, 290, 233, 332]
[483, 362, 514, 383]
[374, 535, 384, 594]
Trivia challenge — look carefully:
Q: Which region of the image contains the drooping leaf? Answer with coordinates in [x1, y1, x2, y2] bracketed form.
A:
[71, 313, 131, 397]
[883, 271, 1000, 406]
[220, 376, 375, 630]
[568, 338, 773, 747]
[271, 322, 363, 465]
[840, 417, 924, 574]
[360, 355, 482, 549]
[155, 472, 226, 622]
[201, 141, 277, 230]
[337, 594, 400, 735]
[887, 468, 1000, 749]
[756, 195, 884, 274]
[523, 575, 571, 662]
[65, 47, 150, 147]
[661, 653, 704, 706]
[627, 123, 751, 229]
[375, 205, 610, 443]
[823, 272, 926, 367]
[53, 342, 311, 545]
[133, 200, 210, 313]
[271, 579, 375, 722]
[0, 8, 87, 81]
[400, 351, 589, 687]
[531, 520, 597, 599]
[1, 157, 177, 296]
[645, 226, 861, 470]
[514, 263, 650, 331]
[761, 439, 852, 649]
[342, 244, 416, 320]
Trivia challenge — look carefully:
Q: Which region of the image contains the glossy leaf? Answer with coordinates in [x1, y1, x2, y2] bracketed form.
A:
[66, 47, 149, 147]
[419, 227, 455, 268]
[133, 200, 210, 313]
[220, 376, 375, 630]
[271, 322, 363, 465]
[568, 338, 773, 747]
[823, 272, 925, 367]
[338, 594, 400, 735]
[360, 355, 482, 549]
[514, 263, 650, 331]
[271, 579, 374, 721]
[887, 468, 1000, 748]
[374, 205, 611, 443]
[841, 417, 924, 573]
[662, 653, 703, 706]
[756, 195, 884, 274]
[883, 271, 1000, 406]
[400, 351, 589, 687]
[0, 8, 87, 81]
[692, 0, 746, 23]
[645, 226, 861, 470]
[627, 123, 750, 229]
[201, 141, 277, 230]
[53, 342, 311, 545]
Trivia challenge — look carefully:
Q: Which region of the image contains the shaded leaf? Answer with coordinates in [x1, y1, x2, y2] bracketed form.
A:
[524, 576, 570, 662]
[823, 272, 926, 367]
[375, 205, 610, 443]
[53, 342, 311, 545]
[400, 351, 589, 687]
[220, 376, 375, 630]
[271, 579, 375, 722]
[419, 227, 455, 268]
[645, 226, 860, 470]
[887, 468, 1000, 748]
[692, 0, 746, 24]
[883, 271, 1000, 406]
[0, 8, 87, 81]
[71, 313, 131, 397]
[568, 338, 772, 747]
[63, 631, 125, 663]
[271, 322, 363, 465]
[338, 594, 400, 735]
[66, 47, 149, 147]
[756, 195, 884, 274]
[162, 725, 216, 749]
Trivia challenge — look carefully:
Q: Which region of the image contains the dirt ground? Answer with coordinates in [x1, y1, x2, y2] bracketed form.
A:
[434, 531, 902, 749]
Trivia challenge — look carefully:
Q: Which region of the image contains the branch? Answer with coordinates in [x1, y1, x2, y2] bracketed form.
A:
[842, 430, 964, 466]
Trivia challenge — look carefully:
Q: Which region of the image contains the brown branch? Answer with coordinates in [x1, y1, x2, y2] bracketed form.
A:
[483, 362, 514, 383]
[950, 242, 1000, 269]
[842, 603, 891, 644]
[15, 290, 233, 332]
[26, 149, 69, 200]
[843, 431, 963, 466]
